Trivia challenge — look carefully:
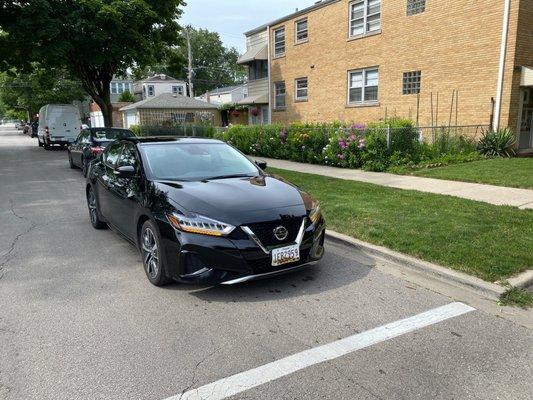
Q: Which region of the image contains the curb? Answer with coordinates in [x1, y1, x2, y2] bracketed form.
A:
[507, 270, 533, 289]
[325, 231, 507, 301]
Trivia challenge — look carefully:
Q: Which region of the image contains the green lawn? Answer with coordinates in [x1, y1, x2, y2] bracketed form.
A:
[407, 158, 533, 189]
[270, 167, 533, 282]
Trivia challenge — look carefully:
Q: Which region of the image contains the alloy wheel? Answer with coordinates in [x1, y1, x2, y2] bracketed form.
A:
[87, 189, 98, 225]
[141, 228, 159, 280]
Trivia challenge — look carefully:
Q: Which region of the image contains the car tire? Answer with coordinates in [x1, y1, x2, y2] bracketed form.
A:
[81, 157, 88, 177]
[86, 186, 107, 230]
[140, 220, 170, 286]
[68, 152, 76, 169]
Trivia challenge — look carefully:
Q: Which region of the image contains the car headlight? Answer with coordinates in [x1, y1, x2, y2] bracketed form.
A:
[166, 212, 235, 237]
[309, 203, 321, 224]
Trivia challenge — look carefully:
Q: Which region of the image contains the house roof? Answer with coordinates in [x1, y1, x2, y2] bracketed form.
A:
[244, 0, 340, 36]
[137, 74, 186, 84]
[236, 93, 269, 105]
[119, 93, 218, 111]
[204, 85, 246, 96]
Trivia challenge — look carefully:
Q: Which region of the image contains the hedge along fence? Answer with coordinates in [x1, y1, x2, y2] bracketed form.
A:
[129, 124, 223, 138]
[213, 119, 480, 172]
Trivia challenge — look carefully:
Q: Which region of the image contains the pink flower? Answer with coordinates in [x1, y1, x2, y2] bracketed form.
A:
[337, 154, 345, 160]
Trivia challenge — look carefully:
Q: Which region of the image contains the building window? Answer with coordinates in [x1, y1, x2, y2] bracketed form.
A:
[111, 83, 118, 94]
[295, 18, 308, 43]
[348, 68, 379, 104]
[274, 81, 286, 109]
[402, 71, 421, 95]
[172, 85, 184, 95]
[248, 60, 269, 80]
[407, 0, 426, 16]
[349, 0, 381, 37]
[295, 78, 308, 101]
[273, 27, 286, 57]
[147, 85, 155, 97]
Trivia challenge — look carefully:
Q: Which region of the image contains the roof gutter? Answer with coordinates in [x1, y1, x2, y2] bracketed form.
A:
[494, 0, 511, 131]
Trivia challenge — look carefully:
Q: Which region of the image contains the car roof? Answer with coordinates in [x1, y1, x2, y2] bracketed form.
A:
[122, 136, 224, 145]
[89, 127, 131, 131]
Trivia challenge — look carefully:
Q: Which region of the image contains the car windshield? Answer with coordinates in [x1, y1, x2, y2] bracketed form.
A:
[141, 142, 260, 181]
[93, 129, 134, 142]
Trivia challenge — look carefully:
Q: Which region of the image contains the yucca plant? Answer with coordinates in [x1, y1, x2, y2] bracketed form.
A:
[477, 128, 516, 157]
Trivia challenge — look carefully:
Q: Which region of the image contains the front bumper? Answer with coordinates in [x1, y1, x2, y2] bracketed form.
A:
[158, 216, 326, 284]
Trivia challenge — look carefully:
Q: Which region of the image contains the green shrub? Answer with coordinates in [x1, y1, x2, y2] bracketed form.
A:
[220, 120, 481, 172]
[477, 128, 516, 157]
[118, 91, 135, 103]
[129, 125, 141, 136]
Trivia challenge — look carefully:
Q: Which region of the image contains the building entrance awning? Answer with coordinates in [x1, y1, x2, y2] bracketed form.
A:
[237, 45, 268, 65]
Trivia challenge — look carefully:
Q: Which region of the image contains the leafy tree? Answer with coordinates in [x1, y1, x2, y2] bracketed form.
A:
[0, 0, 185, 126]
[181, 27, 246, 95]
[0, 67, 86, 118]
[132, 27, 246, 96]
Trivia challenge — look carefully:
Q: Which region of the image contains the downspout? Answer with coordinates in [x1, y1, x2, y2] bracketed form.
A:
[494, 0, 511, 131]
[267, 25, 272, 124]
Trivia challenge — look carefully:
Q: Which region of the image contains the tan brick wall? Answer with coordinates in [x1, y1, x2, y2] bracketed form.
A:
[269, 0, 524, 132]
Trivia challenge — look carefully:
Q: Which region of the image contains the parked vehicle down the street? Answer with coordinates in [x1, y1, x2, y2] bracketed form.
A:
[37, 104, 82, 149]
[86, 137, 325, 286]
[68, 127, 135, 177]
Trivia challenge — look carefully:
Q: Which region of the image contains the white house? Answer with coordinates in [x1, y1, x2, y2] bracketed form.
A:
[134, 74, 188, 101]
[197, 85, 248, 106]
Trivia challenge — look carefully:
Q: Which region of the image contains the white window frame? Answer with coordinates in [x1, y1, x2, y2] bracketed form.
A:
[274, 81, 286, 109]
[349, 0, 381, 38]
[172, 85, 183, 95]
[295, 18, 308, 44]
[295, 77, 308, 101]
[273, 27, 286, 58]
[347, 67, 379, 105]
[110, 82, 118, 94]
[147, 85, 155, 97]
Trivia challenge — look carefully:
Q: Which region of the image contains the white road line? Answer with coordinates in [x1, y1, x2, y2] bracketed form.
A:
[167, 302, 475, 400]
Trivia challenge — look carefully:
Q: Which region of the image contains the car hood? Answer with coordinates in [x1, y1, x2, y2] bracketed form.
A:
[152, 175, 314, 225]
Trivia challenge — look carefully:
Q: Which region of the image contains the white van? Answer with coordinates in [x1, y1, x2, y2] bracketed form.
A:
[38, 104, 82, 149]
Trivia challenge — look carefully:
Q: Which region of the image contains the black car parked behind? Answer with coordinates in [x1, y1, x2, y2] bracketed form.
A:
[68, 128, 135, 176]
[86, 137, 325, 286]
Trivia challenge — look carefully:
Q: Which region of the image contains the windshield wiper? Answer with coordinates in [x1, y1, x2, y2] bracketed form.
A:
[203, 174, 257, 181]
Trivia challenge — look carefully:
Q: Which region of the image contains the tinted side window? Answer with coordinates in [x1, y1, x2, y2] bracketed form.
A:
[118, 143, 139, 168]
[104, 143, 123, 167]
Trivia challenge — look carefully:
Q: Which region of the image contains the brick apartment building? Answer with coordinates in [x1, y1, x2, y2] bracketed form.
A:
[239, 0, 533, 151]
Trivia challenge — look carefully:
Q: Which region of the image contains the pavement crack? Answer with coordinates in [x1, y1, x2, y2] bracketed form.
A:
[270, 313, 313, 349]
[178, 344, 226, 399]
[0, 200, 39, 272]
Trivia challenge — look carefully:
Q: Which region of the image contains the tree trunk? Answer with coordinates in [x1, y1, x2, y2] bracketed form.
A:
[74, 62, 115, 127]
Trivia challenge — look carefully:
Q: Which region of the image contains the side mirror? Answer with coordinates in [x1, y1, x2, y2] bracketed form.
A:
[114, 165, 137, 178]
[255, 160, 267, 170]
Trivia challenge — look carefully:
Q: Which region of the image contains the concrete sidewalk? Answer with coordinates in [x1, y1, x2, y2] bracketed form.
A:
[257, 157, 533, 209]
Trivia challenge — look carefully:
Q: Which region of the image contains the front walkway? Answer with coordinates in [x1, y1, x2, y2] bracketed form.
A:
[257, 157, 533, 210]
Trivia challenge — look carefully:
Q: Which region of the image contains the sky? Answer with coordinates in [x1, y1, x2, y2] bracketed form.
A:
[181, 0, 318, 52]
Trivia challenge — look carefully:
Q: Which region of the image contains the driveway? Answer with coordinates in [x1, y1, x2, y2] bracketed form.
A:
[0, 126, 531, 400]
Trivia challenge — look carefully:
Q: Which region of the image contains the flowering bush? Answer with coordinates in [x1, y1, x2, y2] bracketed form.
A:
[215, 118, 480, 172]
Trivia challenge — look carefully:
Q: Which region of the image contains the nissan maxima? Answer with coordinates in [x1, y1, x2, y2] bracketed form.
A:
[86, 137, 325, 286]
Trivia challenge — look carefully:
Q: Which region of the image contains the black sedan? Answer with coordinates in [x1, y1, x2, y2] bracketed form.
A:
[68, 127, 135, 176]
[86, 137, 325, 286]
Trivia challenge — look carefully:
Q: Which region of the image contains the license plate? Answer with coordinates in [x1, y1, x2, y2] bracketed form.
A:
[271, 244, 300, 266]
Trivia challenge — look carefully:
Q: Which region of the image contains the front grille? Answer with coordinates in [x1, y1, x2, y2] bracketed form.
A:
[247, 248, 311, 275]
[246, 217, 304, 247]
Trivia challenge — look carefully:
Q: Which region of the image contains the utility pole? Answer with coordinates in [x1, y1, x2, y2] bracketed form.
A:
[185, 27, 194, 98]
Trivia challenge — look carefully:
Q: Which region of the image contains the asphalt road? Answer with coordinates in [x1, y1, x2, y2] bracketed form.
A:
[0, 125, 531, 400]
